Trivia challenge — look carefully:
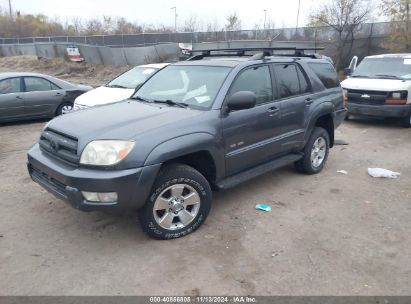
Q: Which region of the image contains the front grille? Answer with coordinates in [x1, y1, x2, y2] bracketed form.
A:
[30, 165, 67, 198]
[39, 128, 79, 165]
[347, 89, 388, 105]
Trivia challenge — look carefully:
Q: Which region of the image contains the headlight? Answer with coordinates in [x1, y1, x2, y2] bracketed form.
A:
[385, 91, 408, 105]
[73, 103, 88, 111]
[80, 140, 135, 166]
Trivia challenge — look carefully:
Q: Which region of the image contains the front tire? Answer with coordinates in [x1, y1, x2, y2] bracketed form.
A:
[138, 164, 212, 240]
[56, 102, 73, 116]
[295, 127, 330, 175]
[402, 114, 411, 128]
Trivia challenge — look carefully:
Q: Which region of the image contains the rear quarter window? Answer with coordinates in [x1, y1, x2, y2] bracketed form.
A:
[308, 62, 339, 89]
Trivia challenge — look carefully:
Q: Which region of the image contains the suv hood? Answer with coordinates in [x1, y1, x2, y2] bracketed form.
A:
[74, 86, 135, 107]
[341, 77, 410, 91]
[47, 100, 203, 147]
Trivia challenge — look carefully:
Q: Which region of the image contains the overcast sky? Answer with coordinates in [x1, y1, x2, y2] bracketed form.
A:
[2, 0, 317, 30]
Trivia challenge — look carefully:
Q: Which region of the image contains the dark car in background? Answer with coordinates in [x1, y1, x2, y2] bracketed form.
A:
[0, 72, 92, 123]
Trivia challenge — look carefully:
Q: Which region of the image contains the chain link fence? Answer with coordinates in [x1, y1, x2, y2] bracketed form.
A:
[0, 22, 393, 48]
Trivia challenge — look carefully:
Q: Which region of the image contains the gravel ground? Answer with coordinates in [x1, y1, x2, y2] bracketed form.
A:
[0, 115, 410, 296]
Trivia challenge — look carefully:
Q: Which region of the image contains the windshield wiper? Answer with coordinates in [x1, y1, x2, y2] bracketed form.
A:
[375, 74, 403, 80]
[106, 84, 128, 89]
[351, 75, 370, 78]
[151, 99, 189, 108]
[130, 96, 150, 103]
[131, 97, 188, 108]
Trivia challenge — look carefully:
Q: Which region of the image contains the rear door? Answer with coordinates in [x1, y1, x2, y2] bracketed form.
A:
[272, 63, 312, 152]
[222, 64, 283, 176]
[0, 77, 25, 121]
[23, 76, 65, 117]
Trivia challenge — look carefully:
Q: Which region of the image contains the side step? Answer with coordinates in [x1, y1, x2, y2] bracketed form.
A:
[216, 153, 303, 190]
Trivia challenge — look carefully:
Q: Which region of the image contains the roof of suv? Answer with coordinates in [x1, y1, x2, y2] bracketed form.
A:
[175, 55, 331, 68]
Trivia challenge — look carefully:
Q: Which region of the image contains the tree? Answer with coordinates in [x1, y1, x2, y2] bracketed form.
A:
[225, 13, 241, 31]
[309, 0, 371, 69]
[182, 15, 202, 32]
[381, 0, 411, 51]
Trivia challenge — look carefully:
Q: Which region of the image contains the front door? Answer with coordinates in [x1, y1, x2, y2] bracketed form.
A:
[0, 77, 25, 121]
[23, 76, 65, 117]
[222, 64, 283, 176]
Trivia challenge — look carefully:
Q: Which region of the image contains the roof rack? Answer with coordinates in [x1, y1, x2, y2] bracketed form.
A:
[186, 47, 325, 61]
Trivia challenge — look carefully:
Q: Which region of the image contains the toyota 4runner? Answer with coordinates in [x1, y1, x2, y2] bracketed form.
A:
[27, 48, 347, 239]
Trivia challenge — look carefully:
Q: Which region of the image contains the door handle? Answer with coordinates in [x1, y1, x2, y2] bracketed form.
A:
[305, 98, 313, 105]
[267, 106, 279, 116]
[55, 92, 63, 96]
[16, 96, 23, 100]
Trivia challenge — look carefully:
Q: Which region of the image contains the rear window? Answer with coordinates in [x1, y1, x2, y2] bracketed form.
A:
[308, 62, 339, 89]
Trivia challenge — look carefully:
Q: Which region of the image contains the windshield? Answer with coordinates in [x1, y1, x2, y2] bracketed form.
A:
[107, 66, 159, 89]
[352, 57, 411, 80]
[133, 65, 232, 110]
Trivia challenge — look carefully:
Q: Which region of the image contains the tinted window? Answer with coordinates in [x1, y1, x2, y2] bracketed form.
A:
[0, 78, 21, 94]
[230, 65, 273, 105]
[308, 62, 339, 88]
[274, 64, 300, 98]
[24, 77, 59, 92]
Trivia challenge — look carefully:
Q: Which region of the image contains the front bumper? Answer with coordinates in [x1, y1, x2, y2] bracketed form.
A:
[27, 143, 161, 212]
[347, 102, 411, 118]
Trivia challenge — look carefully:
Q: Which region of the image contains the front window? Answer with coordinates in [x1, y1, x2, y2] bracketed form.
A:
[0, 78, 21, 94]
[352, 57, 411, 80]
[107, 66, 159, 89]
[134, 65, 232, 110]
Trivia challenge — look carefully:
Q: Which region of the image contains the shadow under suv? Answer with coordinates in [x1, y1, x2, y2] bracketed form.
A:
[27, 48, 347, 239]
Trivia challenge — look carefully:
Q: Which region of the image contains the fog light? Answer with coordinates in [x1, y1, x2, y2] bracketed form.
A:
[82, 191, 118, 203]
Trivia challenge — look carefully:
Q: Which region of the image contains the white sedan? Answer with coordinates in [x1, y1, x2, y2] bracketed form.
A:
[73, 63, 168, 110]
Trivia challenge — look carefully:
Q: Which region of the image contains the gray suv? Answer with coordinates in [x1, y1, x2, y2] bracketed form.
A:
[27, 48, 347, 239]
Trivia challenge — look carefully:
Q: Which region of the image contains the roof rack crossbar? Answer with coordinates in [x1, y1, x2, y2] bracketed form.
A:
[187, 47, 324, 61]
[190, 47, 324, 53]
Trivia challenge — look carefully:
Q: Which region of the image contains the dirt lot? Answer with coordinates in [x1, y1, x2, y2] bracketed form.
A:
[0, 56, 129, 87]
[0, 57, 410, 295]
[0, 117, 410, 296]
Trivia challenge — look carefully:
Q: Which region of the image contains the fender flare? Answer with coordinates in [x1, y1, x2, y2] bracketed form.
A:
[144, 132, 224, 179]
[305, 102, 335, 147]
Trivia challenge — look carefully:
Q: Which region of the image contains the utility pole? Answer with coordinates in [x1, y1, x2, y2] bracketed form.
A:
[171, 6, 177, 32]
[263, 9, 267, 29]
[407, 0, 410, 51]
[296, 0, 301, 29]
[8, 0, 12, 17]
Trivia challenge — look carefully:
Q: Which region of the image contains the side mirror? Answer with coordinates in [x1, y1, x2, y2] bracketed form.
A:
[344, 67, 352, 76]
[226, 91, 257, 111]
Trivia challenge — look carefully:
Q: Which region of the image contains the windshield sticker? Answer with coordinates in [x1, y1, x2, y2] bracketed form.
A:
[195, 96, 211, 103]
[142, 68, 155, 75]
[404, 59, 411, 65]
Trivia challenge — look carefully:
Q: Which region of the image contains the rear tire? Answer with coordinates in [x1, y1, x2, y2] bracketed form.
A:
[138, 164, 212, 240]
[402, 114, 411, 128]
[56, 102, 73, 116]
[295, 127, 330, 175]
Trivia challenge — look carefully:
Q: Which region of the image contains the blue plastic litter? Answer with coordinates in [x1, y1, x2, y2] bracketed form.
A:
[255, 204, 271, 212]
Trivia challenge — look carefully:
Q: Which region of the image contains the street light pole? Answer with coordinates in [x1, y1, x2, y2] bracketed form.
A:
[263, 9, 267, 29]
[8, 0, 12, 17]
[171, 6, 177, 32]
[296, 0, 301, 29]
